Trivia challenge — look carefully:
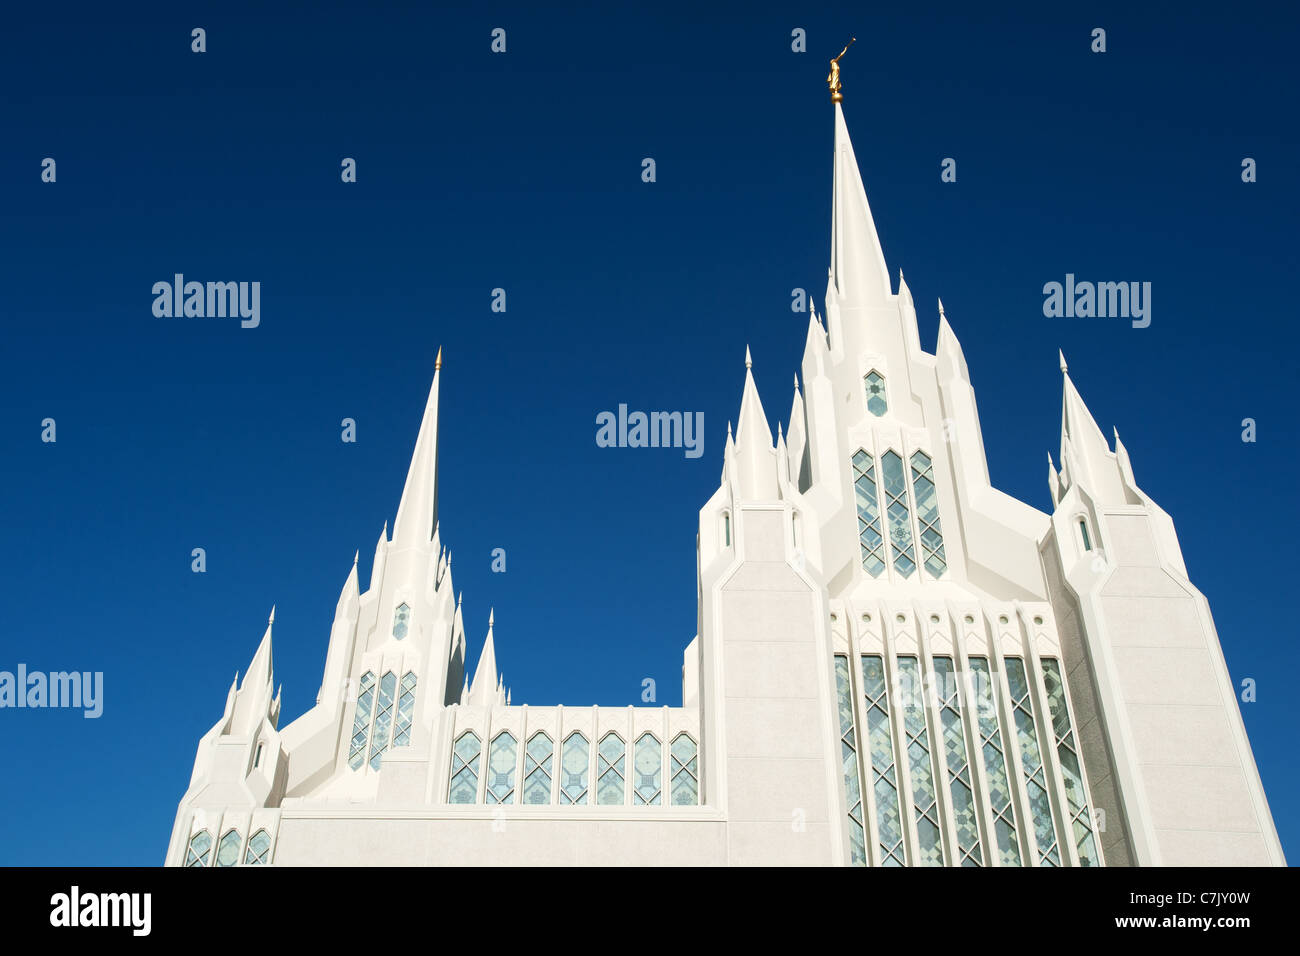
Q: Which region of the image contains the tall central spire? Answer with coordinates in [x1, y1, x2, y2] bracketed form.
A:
[392, 348, 442, 547]
[829, 102, 892, 306]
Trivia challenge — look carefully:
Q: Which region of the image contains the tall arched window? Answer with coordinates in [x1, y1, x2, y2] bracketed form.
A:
[931, 656, 984, 866]
[909, 451, 947, 577]
[967, 657, 1021, 866]
[368, 671, 398, 770]
[864, 370, 888, 416]
[393, 672, 417, 748]
[881, 451, 917, 577]
[486, 732, 517, 804]
[833, 656, 867, 865]
[861, 655, 905, 865]
[449, 732, 482, 803]
[897, 657, 943, 866]
[184, 830, 212, 868]
[347, 671, 376, 771]
[215, 829, 242, 867]
[851, 450, 886, 577]
[392, 603, 410, 640]
[633, 734, 662, 806]
[560, 732, 590, 805]
[1041, 659, 1100, 866]
[1004, 658, 1062, 866]
[597, 733, 626, 805]
[670, 734, 699, 807]
[244, 829, 272, 865]
[523, 732, 554, 805]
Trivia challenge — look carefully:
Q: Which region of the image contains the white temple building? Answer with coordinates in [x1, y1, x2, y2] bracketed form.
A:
[166, 97, 1285, 867]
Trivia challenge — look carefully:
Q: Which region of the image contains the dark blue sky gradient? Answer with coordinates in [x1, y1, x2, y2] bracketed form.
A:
[1, 2, 1296, 864]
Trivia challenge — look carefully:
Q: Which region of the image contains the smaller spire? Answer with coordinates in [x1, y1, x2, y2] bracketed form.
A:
[489, 607, 495, 628]
[793, 373, 800, 392]
[1059, 349, 1069, 374]
[353, 550, 359, 566]
[457, 590, 463, 608]
[938, 298, 946, 318]
[727, 420, 733, 439]
[745, 345, 752, 369]
[268, 605, 275, 625]
[435, 345, 443, 370]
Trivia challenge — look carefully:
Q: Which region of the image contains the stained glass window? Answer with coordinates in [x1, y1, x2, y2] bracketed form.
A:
[597, 733, 626, 806]
[968, 657, 1021, 865]
[368, 671, 397, 770]
[215, 829, 242, 867]
[1041, 658, 1100, 866]
[670, 734, 699, 806]
[560, 733, 590, 805]
[393, 672, 417, 748]
[486, 732, 517, 804]
[1004, 657, 1062, 866]
[897, 657, 944, 865]
[392, 603, 410, 640]
[833, 656, 867, 865]
[909, 452, 947, 577]
[347, 671, 376, 771]
[864, 370, 888, 416]
[185, 830, 211, 868]
[449, 731, 481, 804]
[523, 732, 554, 805]
[852, 450, 887, 577]
[881, 451, 917, 577]
[244, 829, 272, 865]
[633, 734, 663, 806]
[932, 657, 984, 866]
[861, 655, 905, 865]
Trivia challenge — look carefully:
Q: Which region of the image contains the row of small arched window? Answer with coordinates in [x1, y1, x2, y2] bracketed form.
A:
[348, 670, 418, 771]
[449, 730, 700, 807]
[185, 828, 272, 867]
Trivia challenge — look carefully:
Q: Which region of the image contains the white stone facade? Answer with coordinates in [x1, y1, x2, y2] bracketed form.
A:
[166, 103, 1285, 867]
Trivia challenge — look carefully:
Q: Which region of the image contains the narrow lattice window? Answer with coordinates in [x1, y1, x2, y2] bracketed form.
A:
[861, 655, 905, 865]
[244, 829, 272, 865]
[931, 657, 984, 866]
[968, 657, 1021, 865]
[633, 734, 663, 806]
[486, 732, 517, 804]
[881, 451, 917, 577]
[185, 830, 212, 868]
[670, 734, 699, 806]
[560, 732, 589, 805]
[1079, 519, 1092, 552]
[368, 671, 398, 770]
[723, 512, 731, 547]
[597, 733, 626, 805]
[393, 672, 417, 747]
[898, 657, 944, 865]
[347, 671, 376, 771]
[833, 656, 867, 865]
[864, 370, 888, 416]
[523, 732, 554, 805]
[214, 829, 242, 867]
[1003, 658, 1062, 866]
[449, 731, 481, 804]
[1041, 659, 1100, 866]
[392, 603, 410, 640]
[851, 450, 886, 577]
[910, 452, 947, 577]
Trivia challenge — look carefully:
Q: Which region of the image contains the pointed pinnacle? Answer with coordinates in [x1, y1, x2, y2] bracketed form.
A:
[727, 420, 734, 438]
[269, 605, 276, 624]
[1048, 452, 1055, 468]
[1059, 349, 1068, 374]
[793, 373, 800, 390]
[488, 607, 495, 628]
[457, 591, 463, 608]
[745, 345, 752, 369]
[435, 345, 443, 370]
[938, 298, 946, 318]
[353, 550, 359, 566]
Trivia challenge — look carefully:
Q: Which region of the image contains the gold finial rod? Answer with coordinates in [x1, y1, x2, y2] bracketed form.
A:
[828, 37, 856, 103]
[435, 345, 443, 370]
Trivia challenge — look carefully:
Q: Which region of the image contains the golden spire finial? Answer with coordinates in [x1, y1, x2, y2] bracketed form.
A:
[828, 37, 856, 103]
[435, 345, 443, 370]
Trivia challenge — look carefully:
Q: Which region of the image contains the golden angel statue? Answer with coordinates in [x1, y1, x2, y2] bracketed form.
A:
[827, 37, 856, 102]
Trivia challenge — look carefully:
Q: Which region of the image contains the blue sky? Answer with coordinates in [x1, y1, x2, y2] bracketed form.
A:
[1, 1, 1295, 865]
